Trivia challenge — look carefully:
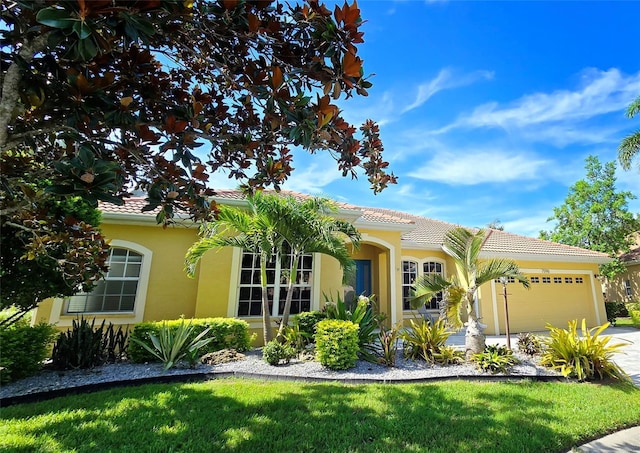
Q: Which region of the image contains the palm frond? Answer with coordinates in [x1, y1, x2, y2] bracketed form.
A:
[618, 129, 640, 171]
[408, 273, 452, 310]
[442, 227, 484, 286]
[476, 259, 530, 288]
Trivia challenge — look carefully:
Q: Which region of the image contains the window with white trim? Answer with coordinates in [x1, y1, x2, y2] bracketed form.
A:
[554, 277, 562, 284]
[402, 259, 444, 311]
[237, 251, 312, 317]
[565, 277, 573, 283]
[542, 277, 551, 283]
[625, 279, 632, 297]
[575, 277, 583, 284]
[401, 261, 418, 310]
[67, 248, 142, 313]
[531, 277, 540, 283]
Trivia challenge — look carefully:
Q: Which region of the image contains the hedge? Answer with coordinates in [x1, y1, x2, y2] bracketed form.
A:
[0, 320, 58, 384]
[128, 317, 252, 363]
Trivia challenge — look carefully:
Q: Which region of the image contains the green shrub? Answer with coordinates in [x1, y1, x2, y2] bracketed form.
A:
[516, 332, 543, 356]
[541, 319, 630, 382]
[130, 319, 214, 371]
[294, 311, 326, 343]
[627, 302, 640, 312]
[280, 323, 309, 353]
[630, 310, 640, 327]
[433, 345, 464, 365]
[128, 317, 252, 363]
[605, 302, 629, 324]
[400, 318, 453, 363]
[262, 340, 296, 365]
[315, 319, 359, 370]
[324, 293, 378, 362]
[0, 320, 58, 384]
[51, 318, 128, 370]
[472, 345, 519, 374]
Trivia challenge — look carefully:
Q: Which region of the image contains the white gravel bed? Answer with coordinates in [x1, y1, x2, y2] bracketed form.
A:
[0, 349, 561, 401]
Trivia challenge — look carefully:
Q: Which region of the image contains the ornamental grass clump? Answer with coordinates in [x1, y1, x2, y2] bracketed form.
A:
[315, 319, 359, 370]
[472, 345, 519, 374]
[516, 332, 543, 356]
[130, 319, 213, 371]
[51, 318, 128, 370]
[541, 319, 630, 382]
[400, 318, 453, 364]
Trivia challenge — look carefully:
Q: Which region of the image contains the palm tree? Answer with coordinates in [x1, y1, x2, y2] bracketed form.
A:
[619, 96, 640, 171]
[185, 194, 281, 344]
[254, 195, 360, 341]
[409, 227, 530, 358]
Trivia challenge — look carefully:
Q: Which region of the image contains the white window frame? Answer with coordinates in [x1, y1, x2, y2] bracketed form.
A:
[401, 256, 446, 312]
[48, 240, 152, 326]
[625, 279, 633, 297]
[234, 250, 315, 318]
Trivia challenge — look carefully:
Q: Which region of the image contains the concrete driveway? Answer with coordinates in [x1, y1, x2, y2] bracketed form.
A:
[602, 326, 640, 387]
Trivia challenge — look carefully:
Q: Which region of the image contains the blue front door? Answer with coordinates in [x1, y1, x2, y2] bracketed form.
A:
[355, 260, 372, 297]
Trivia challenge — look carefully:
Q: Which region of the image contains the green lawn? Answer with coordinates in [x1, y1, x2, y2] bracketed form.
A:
[615, 317, 640, 328]
[1, 378, 639, 453]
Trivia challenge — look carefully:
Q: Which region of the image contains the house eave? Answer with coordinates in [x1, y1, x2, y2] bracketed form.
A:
[102, 212, 196, 227]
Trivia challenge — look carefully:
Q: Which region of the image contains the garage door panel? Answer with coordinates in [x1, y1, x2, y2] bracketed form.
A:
[494, 274, 595, 333]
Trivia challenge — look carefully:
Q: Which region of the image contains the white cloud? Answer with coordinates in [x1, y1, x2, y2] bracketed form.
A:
[402, 68, 494, 113]
[408, 149, 549, 185]
[455, 68, 640, 130]
[503, 213, 554, 238]
[280, 152, 343, 194]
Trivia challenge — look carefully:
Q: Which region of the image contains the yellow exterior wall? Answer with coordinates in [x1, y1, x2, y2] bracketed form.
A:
[102, 223, 200, 322]
[33, 221, 201, 327]
[606, 263, 640, 303]
[194, 247, 235, 318]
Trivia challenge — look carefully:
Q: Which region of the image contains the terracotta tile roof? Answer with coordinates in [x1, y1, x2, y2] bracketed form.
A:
[620, 246, 640, 263]
[101, 197, 155, 215]
[100, 190, 608, 260]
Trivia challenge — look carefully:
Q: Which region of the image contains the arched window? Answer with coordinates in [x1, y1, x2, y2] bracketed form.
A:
[402, 258, 446, 311]
[67, 247, 143, 313]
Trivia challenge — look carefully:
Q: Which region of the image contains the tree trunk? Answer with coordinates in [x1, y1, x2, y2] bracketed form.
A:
[260, 256, 272, 344]
[464, 317, 487, 359]
[276, 254, 299, 342]
[464, 291, 486, 359]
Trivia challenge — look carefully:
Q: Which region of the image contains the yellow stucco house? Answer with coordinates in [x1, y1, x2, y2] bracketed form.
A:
[605, 242, 640, 303]
[33, 190, 611, 343]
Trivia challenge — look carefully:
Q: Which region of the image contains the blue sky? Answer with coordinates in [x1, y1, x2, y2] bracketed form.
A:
[213, 0, 640, 237]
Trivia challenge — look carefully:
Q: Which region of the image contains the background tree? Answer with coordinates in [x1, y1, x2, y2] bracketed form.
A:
[1, 0, 394, 313]
[540, 155, 639, 280]
[409, 227, 530, 358]
[619, 96, 640, 171]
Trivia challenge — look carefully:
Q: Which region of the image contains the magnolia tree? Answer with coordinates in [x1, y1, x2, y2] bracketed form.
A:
[0, 0, 394, 318]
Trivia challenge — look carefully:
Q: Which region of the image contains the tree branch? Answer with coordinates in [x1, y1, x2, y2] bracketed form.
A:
[0, 32, 51, 147]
